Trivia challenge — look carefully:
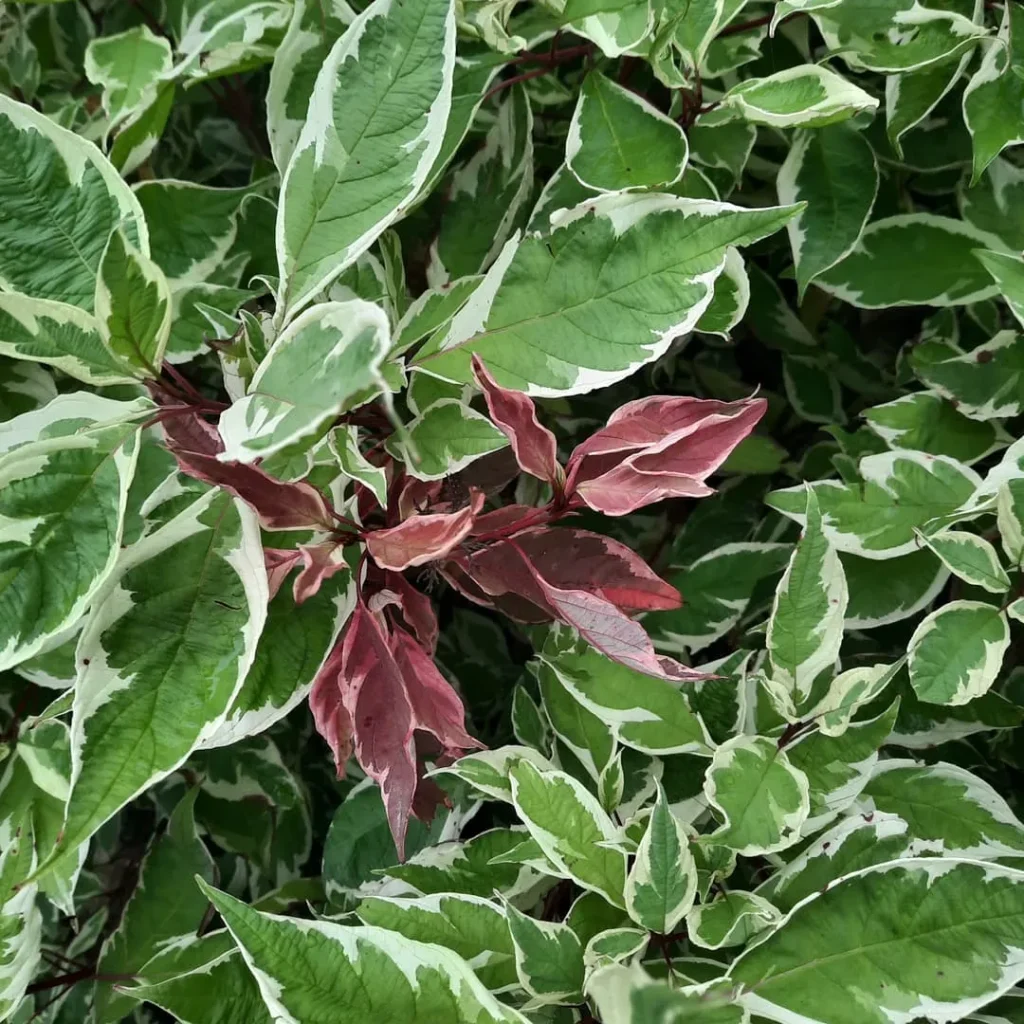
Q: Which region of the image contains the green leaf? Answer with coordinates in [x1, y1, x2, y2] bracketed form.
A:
[275, 0, 456, 319]
[509, 759, 628, 907]
[695, 246, 750, 338]
[998, 478, 1024, 565]
[428, 84, 534, 285]
[504, 900, 584, 1004]
[730, 859, 1024, 1024]
[964, 1, 1024, 183]
[720, 65, 878, 128]
[197, 881, 529, 1023]
[818, 214, 1004, 308]
[134, 179, 258, 290]
[387, 399, 508, 481]
[625, 784, 697, 935]
[0, 361, 56, 423]
[777, 124, 879, 299]
[432, 746, 555, 803]
[588, 964, 749, 1023]
[56, 493, 267, 862]
[767, 488, 848, 704]
[83, 26, 172, 133]
[95, 226, 172, 377]
[767, 451, 981, 559]
[0, 831, 40, 1020]
[916, 330, 1024, 420]
[538, 634, 711, 756]
[918, 529, 1011, 593]
[976, 250, 1024, 329]
[109, 80, 175, 177]
[94, 788, 216, 1024]
[687, 890, 780, 950]
[209, 568, 353, 747]
[887, 56, 971, 158]
[357, 893, 517, 992]
[805, 662, 901, 736]
[703, 735, 810, 856]
[857, 759, 1024, 859]
[412, 195, 798, 397]
[534, 657, 614, 780]
[786, 700, 900, 833]
[864, 392, 1004, 465]
[0, 292, 134, 386]
[126, 944, 273, 1024]
[566, 71, 688, 192]
[0, 410, 144, 671]
[0, 94, 149, 311]
[218, 300, 390, 462]
[266, 0, 356, 171]
[908, 599, 1010, 705]
[648, 542, 790, 655]
[381, 827, 546, 901]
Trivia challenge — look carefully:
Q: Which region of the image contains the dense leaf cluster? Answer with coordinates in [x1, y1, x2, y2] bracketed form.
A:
[2, 0, 1024, 1022]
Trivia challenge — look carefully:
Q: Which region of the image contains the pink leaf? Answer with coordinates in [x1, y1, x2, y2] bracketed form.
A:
[509, 545, 699, 680]
[458, 527, 680, 614]
[472, 355, 562, 487]
[293, 541, 349, 604]
[574, 467, 713, 516]
[366, 491, 484, 570]
[387, 572, 440, 654]
[565, 396, 767, 514]
[333, 606, 418, 858]
[264, 548, 302, 601]
[162, 411, 335, 531]
[309, 642, 354, 776]
[390, 627, 481, 754]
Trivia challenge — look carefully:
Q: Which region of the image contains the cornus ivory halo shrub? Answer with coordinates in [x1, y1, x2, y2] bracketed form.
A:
[5, 1, 1024, 1023]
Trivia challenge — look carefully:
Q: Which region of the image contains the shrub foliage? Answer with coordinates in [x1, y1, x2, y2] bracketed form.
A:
[2, 0, 1024, 1021]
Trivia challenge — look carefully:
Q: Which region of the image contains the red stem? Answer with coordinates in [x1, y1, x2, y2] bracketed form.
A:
[717, 13, 772, 37]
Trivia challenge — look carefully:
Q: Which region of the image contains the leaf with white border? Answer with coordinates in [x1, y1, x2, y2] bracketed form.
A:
[908, 599, 1010, 706]
[218, 300, 390, 463]
[918, 529, 1011, 593]
[197, 881, 530, 1023]
[275, 0, 456, 320]
[411, 194, 799, 397]
[687, 891, 780, 951]
[504, 899, 584, 1004]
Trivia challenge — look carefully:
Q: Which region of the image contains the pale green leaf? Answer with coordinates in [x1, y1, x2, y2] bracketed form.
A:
[0, 94, 149, 311]
[197, 881, 529, 1023]
[412, 194, 798, 397]
[329, 425, 388, 506]
[357, 893, 517, 992]
[505, 900, 584, 1004]
[625, 784, 697, 934]
[687, 890, 780, 950]
[918, 529, 1011, 593]
[908, 599, 1010, 705]
[95, 226, 172, 376]
[56, 493, 267, 862]
[509, 759, 628, 907]
[386, 399, 508, 481]
[275, 0, 456, 319]
[768, 489, 848, 703]
[703, 735, 810, 856]
[917, 330, 1024, 420]
[767, 451, 981, 559]
[566, 71, 687, 193]
[976, 250, 1024, 329]
[777, 124, 879, 299]
[218, 299, 390, 462]
[83, 26, 172, 133]
[731, 859, 1024, 1024]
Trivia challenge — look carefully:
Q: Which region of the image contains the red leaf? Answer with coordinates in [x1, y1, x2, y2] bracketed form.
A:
[472, 355, 562, 487]
[293, 541, 349, 604]
[264, 548, 302, 601]
[387, 572, 440, 653]
[366, 491, 484, 570]
[574, 467, 713, 516]
[459, 527, 680, 614]
[309, 642, 355, 777]
[509, 545, 700, 680]
[161, 411, 335, 531]
[334, 606, 418, 858]
[565, 396, 766, 514]
[390, 627, 481, 754]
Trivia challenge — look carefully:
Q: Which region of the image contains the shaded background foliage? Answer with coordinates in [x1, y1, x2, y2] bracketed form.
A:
[2, 0, 1024, 1022]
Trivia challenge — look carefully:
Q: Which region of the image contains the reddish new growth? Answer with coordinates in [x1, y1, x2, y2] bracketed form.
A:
[162, 356, 765, 856]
